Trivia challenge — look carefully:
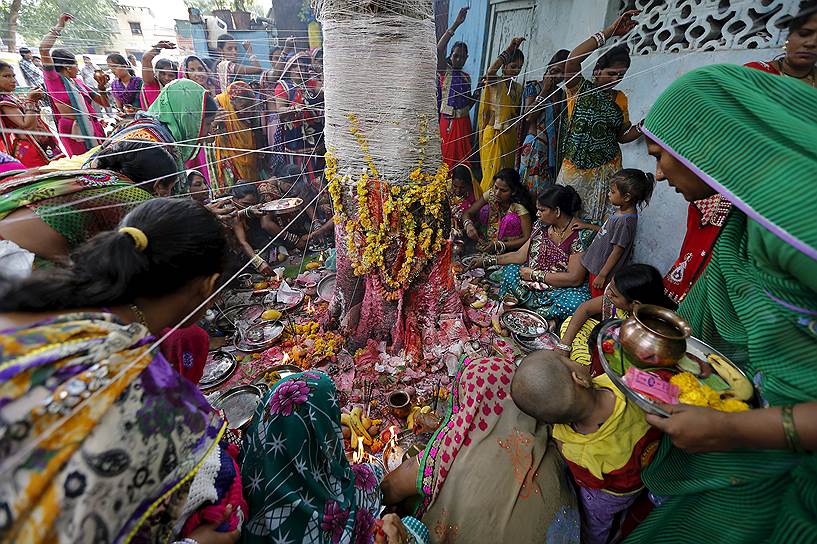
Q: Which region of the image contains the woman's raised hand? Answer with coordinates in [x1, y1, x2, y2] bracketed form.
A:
[607, 10, 640, 37]
[508, 36, 526, 51]
[454, 7, 469, 27]
[153, 40, 177, 50]
[57, 13, 74, 28]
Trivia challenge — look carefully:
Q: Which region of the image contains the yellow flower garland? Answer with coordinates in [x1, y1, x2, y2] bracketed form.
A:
[326, 113, 449, 298]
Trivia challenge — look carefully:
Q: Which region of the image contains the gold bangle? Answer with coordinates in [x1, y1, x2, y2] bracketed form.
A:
[781, 405, 804, 453]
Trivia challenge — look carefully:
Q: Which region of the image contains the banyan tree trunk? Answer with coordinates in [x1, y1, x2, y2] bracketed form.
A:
[315, 0, 466, 366]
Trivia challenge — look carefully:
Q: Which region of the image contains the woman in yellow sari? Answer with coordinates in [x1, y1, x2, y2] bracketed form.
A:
[478, 37, 525, 193]
[211, 81, 262, 195]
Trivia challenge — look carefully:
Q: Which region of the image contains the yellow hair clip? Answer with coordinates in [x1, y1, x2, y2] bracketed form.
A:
[119, 227, 148, 252]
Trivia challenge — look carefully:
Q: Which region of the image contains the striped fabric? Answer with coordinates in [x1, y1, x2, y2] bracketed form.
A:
[643, 64, 817, 261]
[627, 65, 817, 543]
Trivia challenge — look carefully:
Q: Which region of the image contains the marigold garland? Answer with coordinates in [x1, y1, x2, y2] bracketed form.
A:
[326, 113, 448, 298]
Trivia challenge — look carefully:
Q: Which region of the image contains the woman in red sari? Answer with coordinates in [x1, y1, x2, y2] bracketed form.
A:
[0, 61, 63, 166]
[437, 8, 477, 168]
[744, 1, 816, 89]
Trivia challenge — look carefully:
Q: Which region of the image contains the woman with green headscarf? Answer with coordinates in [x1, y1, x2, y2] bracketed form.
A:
[92, 78, 219, 194]
[625, 64, 817, 543]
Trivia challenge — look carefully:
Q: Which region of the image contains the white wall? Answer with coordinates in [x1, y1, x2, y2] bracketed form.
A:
[620, 49, 773, 274]
[520, 0, 787, 274]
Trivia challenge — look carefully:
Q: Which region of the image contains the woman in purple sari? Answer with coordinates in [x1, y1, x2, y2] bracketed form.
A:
[485, 185, 594, 321]
[462, 167, 533, 255]
[107, 53, 143, 110]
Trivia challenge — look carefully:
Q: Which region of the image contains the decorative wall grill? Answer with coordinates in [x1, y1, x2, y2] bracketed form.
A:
[616, 0, 802, 54]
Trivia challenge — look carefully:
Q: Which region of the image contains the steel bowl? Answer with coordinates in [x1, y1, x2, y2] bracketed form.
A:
[619, 304, 692, 368]
[212, 384, 264, 430]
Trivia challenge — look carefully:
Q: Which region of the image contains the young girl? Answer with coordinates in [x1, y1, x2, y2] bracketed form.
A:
[580, 168, 654, 297]
[513, 351, 662, 544]
[558, 263, 676, 366]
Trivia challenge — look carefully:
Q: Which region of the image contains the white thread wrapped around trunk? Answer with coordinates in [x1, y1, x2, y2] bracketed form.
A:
[315, 0, 442, 184]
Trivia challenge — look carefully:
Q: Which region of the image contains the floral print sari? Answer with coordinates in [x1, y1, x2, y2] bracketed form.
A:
[0, 312, 227, 542]
[240, 371, 428, 544]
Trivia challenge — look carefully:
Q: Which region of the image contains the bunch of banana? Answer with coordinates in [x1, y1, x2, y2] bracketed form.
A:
[407, 405, 433, 431]
[707, 353, 753, 401]
[341, 407, 382, 449]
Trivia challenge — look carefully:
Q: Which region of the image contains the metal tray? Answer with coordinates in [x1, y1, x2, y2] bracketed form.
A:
[199, 350, 237, 390]
[212, 384, 264, 430]
[216, 303, 265, 333]
[317, 273, 336, 302]
[258, 197, 303, 215]
[596, 320, 755, 418]
[241, 320, 285, 350]
[501, 308, 550, 338]
[512, 331, 560, 354]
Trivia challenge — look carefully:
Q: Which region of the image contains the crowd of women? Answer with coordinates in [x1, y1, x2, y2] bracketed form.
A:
[0, 1, 815, 543]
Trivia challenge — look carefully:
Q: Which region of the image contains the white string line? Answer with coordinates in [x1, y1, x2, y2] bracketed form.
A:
[6, 37, 699, 223]
[14, 36, 687, 225]
[32, 130, 328, 221]
[0, 102, 327, 220]
[0, 129, 316, 226]
[10, 9, 747, 220]
[2, 95, 327, 223]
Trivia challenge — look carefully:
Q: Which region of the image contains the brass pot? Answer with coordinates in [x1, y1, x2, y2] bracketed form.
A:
[619, 304, 692, 368]
[387, 390, 412, 419]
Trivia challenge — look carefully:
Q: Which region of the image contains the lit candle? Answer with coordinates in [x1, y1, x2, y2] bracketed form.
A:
[352, 440, 365, 464]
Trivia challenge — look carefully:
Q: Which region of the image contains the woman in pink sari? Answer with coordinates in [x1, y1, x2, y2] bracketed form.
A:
[39, 13, 109, 156]
[462, 167, 533, 255]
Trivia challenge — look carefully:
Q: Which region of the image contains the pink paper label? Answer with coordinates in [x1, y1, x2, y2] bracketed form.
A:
[623, 367, 679, 404]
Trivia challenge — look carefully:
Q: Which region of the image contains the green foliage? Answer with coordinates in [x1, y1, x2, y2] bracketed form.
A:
[183, 0, 265, 17]
[5, 0, 117, 52]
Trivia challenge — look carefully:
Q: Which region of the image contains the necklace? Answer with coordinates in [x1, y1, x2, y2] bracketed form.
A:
[550, 218, 574, 242]
[777, 59, 817, 87]
[129, 304, 149, 328]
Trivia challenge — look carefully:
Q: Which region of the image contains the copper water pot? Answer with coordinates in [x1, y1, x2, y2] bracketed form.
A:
[619, 304, 692, 368]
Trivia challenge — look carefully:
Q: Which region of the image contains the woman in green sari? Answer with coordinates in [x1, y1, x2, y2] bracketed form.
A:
[627, 64, 817, 543]
[0, 140, 178, 266]
[94, 78, 219, 194]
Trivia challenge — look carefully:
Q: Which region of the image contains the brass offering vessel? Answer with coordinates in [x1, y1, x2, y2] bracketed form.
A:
[619, 304, 691, 368]
[387, 390, 412, 419]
